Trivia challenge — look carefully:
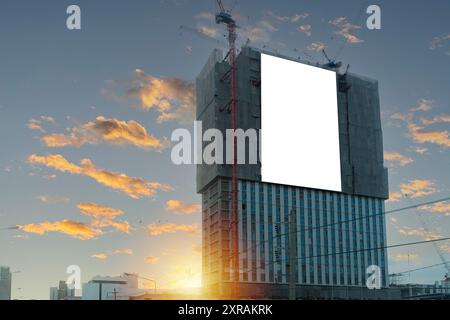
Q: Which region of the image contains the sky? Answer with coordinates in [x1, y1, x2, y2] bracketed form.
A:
[0, 0, 449, 299]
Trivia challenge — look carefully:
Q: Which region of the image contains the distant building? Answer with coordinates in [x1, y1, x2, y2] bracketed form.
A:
[396, 279, 450, 300]
[50, 281, 76, 300]
[0, 266, 12, 300]
[82, 273, 150, 300]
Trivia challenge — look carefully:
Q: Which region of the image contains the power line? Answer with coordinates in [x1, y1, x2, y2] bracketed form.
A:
[391, 262, 449, 276]
[220, 196, 450, 259]
[210, 196, 450, 274]
[242, 237, 450, 275]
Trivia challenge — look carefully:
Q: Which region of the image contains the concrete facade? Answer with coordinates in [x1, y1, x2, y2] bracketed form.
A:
[196, 47, 388, 199]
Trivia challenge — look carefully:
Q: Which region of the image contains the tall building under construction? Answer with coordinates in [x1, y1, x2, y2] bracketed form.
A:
[196, 47, 391, 299]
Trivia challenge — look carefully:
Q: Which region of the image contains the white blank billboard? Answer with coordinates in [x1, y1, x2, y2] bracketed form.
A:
[261, 53, 342, 192]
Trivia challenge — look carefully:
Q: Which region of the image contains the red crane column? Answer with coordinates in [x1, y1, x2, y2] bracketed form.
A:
[227, 21, 239, 299]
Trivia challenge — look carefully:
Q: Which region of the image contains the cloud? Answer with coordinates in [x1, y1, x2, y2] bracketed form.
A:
[145, 256, 159, 265]
[439, 243, 450, 253]
[147, 223, 198, 236]
[28, 154, 172, 199]
[91, 248, 133, 260]
[397, 226, 441, 241]
[390, 112, 413, 123]
[430, 33, 450, 50]
[389, 99, 449, 149]
[384, 152, 413, 167]
[411, 99, 433, 112]
[91, 253, 108, 260]
[165, 200, 200, 215]
[78, 203, 124, 220]
[329, 16, 347, 26]
[420, 202, 450, 216]
[197, 25, 219, 38]
[125, 69, 196, 124]
[78, 203, 131, 233]
[389, 179, 437, 202]
[335, 23, 363, 44]
[35, 195, 70, 203]
[307, 41, 327, 52]
[298, 24, 312, 37]
[264, 10, 290, 22]
[412, 147, 428, 155]
[264, 10, 309, 23]
[27, 119, 45, 133]
[408, 123, 450, 148]
[18, 220, 102, 240]
[241, 20, 278, 43]
[392, 253, 419, 262]
[420, 115, 450, 126]
[27, 116, 56, 133]
[114, 248, 133, 255]
[17, 203, 132, 240]
[291, 13, 310, 23]
[42, 116, 166, 150]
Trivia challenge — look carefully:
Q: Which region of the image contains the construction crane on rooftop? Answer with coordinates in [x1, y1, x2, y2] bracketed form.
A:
[215, 0, 239, 299]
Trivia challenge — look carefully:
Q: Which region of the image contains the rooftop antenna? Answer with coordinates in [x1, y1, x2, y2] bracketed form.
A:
[215, 0, 239, 299]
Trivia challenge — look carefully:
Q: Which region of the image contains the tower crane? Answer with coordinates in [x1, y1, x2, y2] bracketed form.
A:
[215, 0, 239, 298]
[405, 194, 450, 281]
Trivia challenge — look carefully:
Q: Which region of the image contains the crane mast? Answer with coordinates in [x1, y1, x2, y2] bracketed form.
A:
[215, 0, 239, 298]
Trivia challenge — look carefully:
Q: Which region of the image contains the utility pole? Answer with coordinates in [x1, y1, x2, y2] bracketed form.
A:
[288, 209, 297, 300]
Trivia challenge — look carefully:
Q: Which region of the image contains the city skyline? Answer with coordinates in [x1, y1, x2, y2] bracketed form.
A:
[0, 0, 449, 299]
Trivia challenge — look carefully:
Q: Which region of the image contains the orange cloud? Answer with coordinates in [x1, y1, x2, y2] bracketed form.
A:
[35, 195, 70, 203]
[412, 147, 428, 155]
[398, 226, 441, 241]
[165, 200, 200, 215]
[27, 119, 45, 133]
[297, 24, 311, 36]
[127, 70, 195, 124]
[420, 202, 450, 216]
[384, 152, 413, 167]
[335, 23, 363, 44]
[91, 248, 133, 260]
[91, 253, 108, 260]
[147, 223, 198, 236]
[329, 16, 347, 26]
[78, 203, 131, 233]
[411, 99, 433, 112]
[389, 179, 437, 202]
[19, 220, 102, 240]
[392, 253, 419, 261]
[28, 154, 172, 199]
[420, 115, 450, 126]
[408, 123, 450, 148]
[113, 248, 133, 255]
[27, 116, 55, 133]
[145, 256, 159, 265]
[42, 116, 166, 150]
[307, 41, 326, 52]
[78, 203, 123, 219]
